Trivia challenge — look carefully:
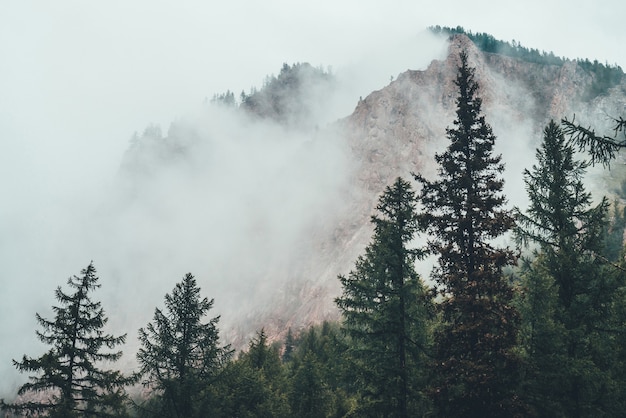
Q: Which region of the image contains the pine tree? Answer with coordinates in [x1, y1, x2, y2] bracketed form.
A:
[515, 121, 609, 306]
[414, 51, 523, 417]
[136, 273, 232, 418]
[0, 262, 131, 417]
[336, 177, 432, 417]
[289, 352, 332, 418]
[220, 329, 291, 417]
[515, 120, 622, 416]
[515, 255, 568, 416]
[286, 323, 355, 418]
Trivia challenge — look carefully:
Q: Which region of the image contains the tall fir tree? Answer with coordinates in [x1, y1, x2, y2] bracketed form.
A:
[515, 120, 623, 416]
[136, 273, 232, 418]
[414, 51, 523, 417]
[238, 329, 291, 417]
[0, 262, 131, 417]
[336, 177, 432, 417]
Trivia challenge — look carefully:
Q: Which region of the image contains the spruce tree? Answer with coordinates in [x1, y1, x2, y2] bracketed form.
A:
[136, 273, 232, 418]
[515, 120, 622, 416]
[0, 262, 131, 417]
[414, 51, 523, 417]
[238, 329, 291, 417]
[515, 121, 609, 308]
[336, 177, 432, 417]
[515, 256, 566, 416]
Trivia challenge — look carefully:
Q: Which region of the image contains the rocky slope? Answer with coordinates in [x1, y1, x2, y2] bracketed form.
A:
[119, 34, 626, 346]
[250, 33, 626, 341]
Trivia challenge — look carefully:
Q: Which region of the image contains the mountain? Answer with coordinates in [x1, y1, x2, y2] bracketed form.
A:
[119, 33, 626, 346]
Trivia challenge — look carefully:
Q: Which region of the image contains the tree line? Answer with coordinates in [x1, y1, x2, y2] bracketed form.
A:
[430, 25, 624, 99]
[3, 51, 626, 417]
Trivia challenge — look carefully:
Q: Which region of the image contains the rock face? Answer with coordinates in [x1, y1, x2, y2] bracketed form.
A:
[343, 34, 620, 190]
[118, 34, 626, 347]
[250, 34, 626, 342]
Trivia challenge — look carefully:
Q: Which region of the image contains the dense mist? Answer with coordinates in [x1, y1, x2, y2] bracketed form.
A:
[2, 1, 626, 401]
[0, 28, 448, 396]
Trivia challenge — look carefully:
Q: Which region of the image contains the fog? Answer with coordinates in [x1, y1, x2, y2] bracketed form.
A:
[2, 0, 626, 398]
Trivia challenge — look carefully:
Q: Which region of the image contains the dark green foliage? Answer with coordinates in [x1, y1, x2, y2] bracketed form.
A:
[562, 115, 626, 167]
[430, 25, 564, 66]
[515, 256, 566, 417]
[515, 120, 624, 416]
[282, 328, 295, 363]
[243, 329, 285, 382]
[286, 322, 356, 418]
[336, 177, 433, 417]
[289, 352, 333, 418]
[202, 358, 280, 418]
[136, 273, 232, 418]
[209, 329, 290, 417]
[415, 51, 524, 417]
[0, 262, 131, 417]
[603, 200, 626, 263]
[515, 121, 609, 307]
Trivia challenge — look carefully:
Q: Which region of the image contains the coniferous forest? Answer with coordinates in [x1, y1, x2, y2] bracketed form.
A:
[4, 51, 626, 418]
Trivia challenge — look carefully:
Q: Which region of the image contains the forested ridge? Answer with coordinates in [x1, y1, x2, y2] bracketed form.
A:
[431, 25, 625, 99]
[4, 49, 626, 417]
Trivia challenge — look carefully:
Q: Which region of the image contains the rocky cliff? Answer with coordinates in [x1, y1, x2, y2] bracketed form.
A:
[118, 34, 626, 347]
[248, 33, 626, 343]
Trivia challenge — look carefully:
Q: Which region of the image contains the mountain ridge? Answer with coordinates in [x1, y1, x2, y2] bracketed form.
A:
[118, 33, 626, 347]
[254, 33, 626, 342]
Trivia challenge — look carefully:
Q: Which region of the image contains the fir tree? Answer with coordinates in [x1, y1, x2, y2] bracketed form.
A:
[515, 256, 566, 416]
[288, 352, 332, 418]
[136, 273, 232, 418]
[515, 120, 622, 416]
[286, 323, 355, 418]
[220, 329, 291, 417]
[336, 177, 432, 417]
[414, 51, 523, 417]
[0, 262, 131, 417]
[516, 121, 609, 309]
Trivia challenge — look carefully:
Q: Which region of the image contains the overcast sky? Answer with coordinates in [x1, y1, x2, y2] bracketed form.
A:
[1, 0, 625, 396]
[1, 1, 624, 190]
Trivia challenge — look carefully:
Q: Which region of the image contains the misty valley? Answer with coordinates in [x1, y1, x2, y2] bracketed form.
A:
[4, 28, 626, 417]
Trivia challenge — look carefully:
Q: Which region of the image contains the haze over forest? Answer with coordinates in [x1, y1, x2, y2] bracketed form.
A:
[2, 1, 626, 402]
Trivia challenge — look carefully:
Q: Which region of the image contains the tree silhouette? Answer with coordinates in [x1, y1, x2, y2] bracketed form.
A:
[136, 273, 232, 418]
[415, 51, 524, 417]
[336, 177, 432, 417]
[1, 262, 131, 417]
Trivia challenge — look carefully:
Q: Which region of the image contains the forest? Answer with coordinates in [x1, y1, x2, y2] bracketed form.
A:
[3, 50, 626, 417]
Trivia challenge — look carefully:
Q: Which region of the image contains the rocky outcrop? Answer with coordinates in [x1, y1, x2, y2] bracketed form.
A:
[251, 34, 626, 343]
[117, 34, 626, 348]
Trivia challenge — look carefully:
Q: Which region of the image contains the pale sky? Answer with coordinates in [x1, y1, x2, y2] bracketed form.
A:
[0, 1, 624, 188]
[0, 0, 624, 396]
